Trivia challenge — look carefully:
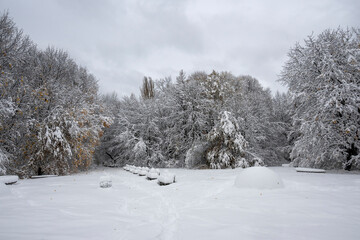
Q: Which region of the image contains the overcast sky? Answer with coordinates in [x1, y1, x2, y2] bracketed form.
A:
[1, 0, 359, 97]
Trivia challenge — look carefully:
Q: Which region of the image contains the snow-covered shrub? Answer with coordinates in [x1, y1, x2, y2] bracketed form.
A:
[206, 111, 257, 169]
[158, 170, 176, 185]
[99, 176, 112, 188]
[146, 168, 159, 180]
[234, 167, 284, 189]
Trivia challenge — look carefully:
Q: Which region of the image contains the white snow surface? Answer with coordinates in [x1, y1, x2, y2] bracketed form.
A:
[0, 175, 18, 184]
[235, 167, 284, 189]
[1, 167, 360, 240]
[99, 176, 112, 188]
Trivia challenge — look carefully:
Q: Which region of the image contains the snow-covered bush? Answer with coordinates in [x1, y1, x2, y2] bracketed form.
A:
[158, 170, 176, 185]
[234, 167, 284, 189]
[206, 111, 257, 169]
[99, 176, 112, 188]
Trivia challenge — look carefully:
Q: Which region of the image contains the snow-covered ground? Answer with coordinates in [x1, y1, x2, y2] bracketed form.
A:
[1, 167, 360, 240]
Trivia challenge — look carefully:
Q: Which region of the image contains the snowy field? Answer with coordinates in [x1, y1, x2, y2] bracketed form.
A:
[1, 167, 360, 240]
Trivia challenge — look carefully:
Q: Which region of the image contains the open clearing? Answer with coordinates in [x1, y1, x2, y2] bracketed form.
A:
[1, 167, 360, 240]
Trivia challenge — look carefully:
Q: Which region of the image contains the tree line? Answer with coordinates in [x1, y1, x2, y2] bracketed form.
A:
[1, 11, 359, 177]
[98, 28, 359, 171]
[97, 71, 291, 169]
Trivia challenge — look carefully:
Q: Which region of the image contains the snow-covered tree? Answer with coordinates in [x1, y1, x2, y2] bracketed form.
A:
[280, 28, 360, 170]
[0, 148, 9, 175]
[0, 12, 113, 177]
[133, 138, 147, 165]
[206, 111, 261, 169]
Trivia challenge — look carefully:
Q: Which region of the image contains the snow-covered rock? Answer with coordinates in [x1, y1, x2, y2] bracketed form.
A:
[0, 175, 18, 185]
[99, 176, 112, 188]
[146, 168, 159, 180]
[234, 167, 284, 189]
[158, 171, 176, 185]
[295, 167, 326, 173]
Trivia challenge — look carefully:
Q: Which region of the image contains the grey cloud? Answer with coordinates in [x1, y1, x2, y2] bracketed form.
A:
[1, 0, 359, 96]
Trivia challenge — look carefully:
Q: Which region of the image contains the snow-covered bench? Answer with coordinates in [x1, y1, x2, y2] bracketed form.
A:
[146, 168, 159, 180]
[158, 171, 176, 185]
[138, 167, 148, 176]
[31, 175, 58, 179]
[295, 167, 326, 173]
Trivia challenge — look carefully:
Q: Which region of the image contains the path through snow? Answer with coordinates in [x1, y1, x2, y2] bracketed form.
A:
[1, 167, 360, 240]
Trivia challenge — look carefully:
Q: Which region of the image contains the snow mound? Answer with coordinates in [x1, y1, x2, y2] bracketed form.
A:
[99, 176, 112, 188]
[158, 171, 176, 185]
[296, 167, 326, 173]
[235, 167, 284, 189]
[146, 168, 159, 180]
[0, 175, 18, 185]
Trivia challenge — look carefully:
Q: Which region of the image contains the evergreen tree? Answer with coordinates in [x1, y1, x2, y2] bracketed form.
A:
[206, 111, 260, 169]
